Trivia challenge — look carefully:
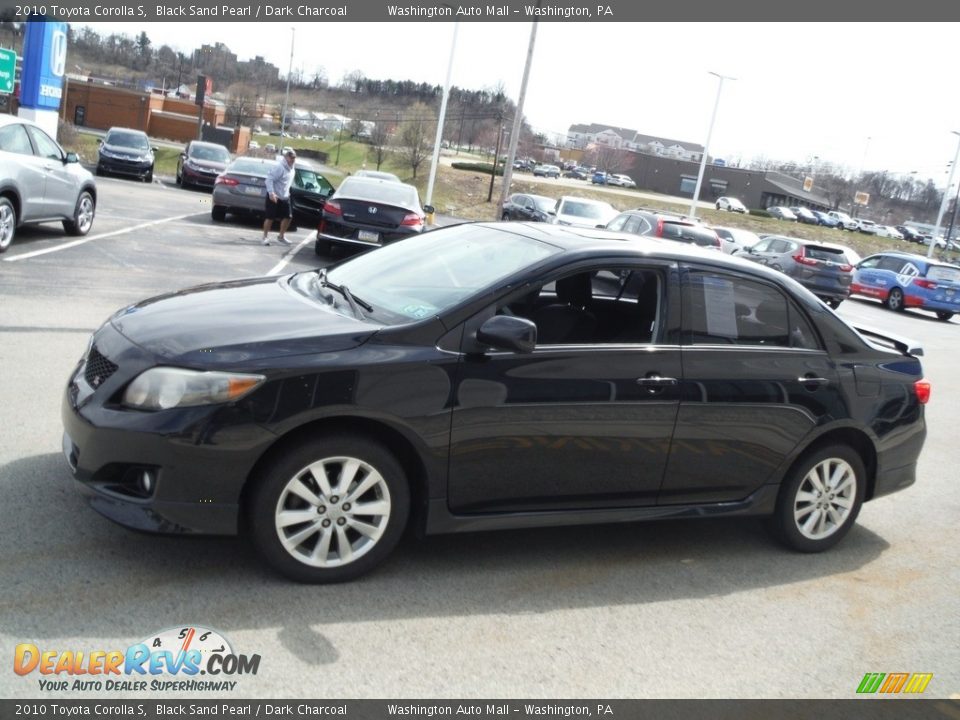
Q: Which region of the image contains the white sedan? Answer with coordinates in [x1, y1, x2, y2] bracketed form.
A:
[875, 225, 904, 240]
[716, 196, 747, 213]
[606, 174, 636, 188]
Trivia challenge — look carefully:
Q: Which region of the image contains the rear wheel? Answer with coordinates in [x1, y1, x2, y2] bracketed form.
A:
[211, 205, 227, 222]
[936, 311, 953, 321]
[248, 434, 410, 583]
[826, 298, 843, 309]
[769, 444, 865, 552]
[885, 287, 905, 312]
[62, 191, 95, 236]
[314, 239, 330, 256]
[0, 197, 16, 253]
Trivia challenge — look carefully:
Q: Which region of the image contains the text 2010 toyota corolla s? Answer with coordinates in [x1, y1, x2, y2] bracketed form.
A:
[62, 223, 929, 582]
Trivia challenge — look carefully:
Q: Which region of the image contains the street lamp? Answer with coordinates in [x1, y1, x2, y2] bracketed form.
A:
[688, 71, 735, 219]
[280, 27, 294, 139]
[928, 131, 960, 258]
[335, 103, 346, 165]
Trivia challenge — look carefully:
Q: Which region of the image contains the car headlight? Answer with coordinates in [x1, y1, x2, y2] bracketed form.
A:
[122, 368, 266, 410]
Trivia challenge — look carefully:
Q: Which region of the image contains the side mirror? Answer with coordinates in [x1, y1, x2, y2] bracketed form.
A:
[64, 152, 79, 164]
[476, 315, 537, 354]
[423, 204, 435, 214]
[151, 146, 159, 153]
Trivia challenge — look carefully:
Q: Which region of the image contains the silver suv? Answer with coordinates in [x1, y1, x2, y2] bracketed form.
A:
[0, 114, 97, 253]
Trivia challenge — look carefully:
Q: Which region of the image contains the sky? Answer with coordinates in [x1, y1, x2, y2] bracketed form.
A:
[74, 21, 960, 184]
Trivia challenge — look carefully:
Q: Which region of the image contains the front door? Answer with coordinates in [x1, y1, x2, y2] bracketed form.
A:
[447, 262, 682, 514]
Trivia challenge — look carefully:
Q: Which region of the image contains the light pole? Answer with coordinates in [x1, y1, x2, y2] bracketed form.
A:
[335, 103, 346, 165]
[280, 27, 294, 138]
[928, 131, 960, 258]
[688, 72, 735, 219]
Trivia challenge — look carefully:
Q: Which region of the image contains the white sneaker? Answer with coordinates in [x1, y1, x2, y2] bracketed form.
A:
[261, 237, 270, 246]
[277, 236, 291, 246]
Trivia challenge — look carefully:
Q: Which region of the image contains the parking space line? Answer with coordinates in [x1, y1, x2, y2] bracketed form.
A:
[2, 212, 207, 262]
[267, 235, 315, 276]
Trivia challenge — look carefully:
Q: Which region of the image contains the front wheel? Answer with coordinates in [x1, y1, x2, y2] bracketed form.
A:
[885, 287, 905, 312]
[936, 311, 954, 321]
[248, 434, 410, 583]
[0, 196, 16, 253]
[63, 191, 96, 236]
[501, 212, 510, 221]
[769, 444, 865, 552]
[144, 168, 153, 183]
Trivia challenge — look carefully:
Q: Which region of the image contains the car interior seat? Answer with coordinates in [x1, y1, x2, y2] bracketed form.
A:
[531, 273, 597, 344]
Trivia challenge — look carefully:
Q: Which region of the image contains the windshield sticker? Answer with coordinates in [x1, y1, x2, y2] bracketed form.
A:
[403, 305, 434, 319]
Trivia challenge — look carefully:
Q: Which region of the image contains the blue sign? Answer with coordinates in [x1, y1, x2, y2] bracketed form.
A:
[19, 18, 68, 111]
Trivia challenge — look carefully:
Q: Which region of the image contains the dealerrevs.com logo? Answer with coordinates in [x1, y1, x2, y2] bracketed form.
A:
[14, 626, 260, 692]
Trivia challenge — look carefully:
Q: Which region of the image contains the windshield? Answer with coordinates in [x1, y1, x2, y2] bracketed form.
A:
[228, 158, 270, 175]
[532, 196, 554, 212]
[560, 200, 612, 219]
[337, 178, 419, 208]
[107, 131, 150, 150]
[321, 225, 560, 323]
[927, 265, 960, 283]
[191, 144, 230, 162]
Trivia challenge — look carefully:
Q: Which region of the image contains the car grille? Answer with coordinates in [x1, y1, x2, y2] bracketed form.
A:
[84, 346, 118, 389]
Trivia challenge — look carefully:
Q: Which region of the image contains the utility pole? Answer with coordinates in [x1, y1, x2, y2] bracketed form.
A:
[497, 21, 539, 218]
[280, 27, 294, 138]
[487, 120, 504, 203]
[425, 22, 459, 217]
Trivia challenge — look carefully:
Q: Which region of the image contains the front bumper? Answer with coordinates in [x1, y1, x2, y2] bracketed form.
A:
[181, 165, 220, 188]
[98, 155, 152, 179]
[60, 327, 275, 536]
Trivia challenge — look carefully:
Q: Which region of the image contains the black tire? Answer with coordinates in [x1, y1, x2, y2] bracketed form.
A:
[0, 196, 16, 254]
[62, 190, 96, 237]
[501, 212, 510, 221]
[144, 168, 153, 183]
[211, 205, 227, 222]
[885, 287, 905, 312]
[314, 239, 330, 256]
[936, 311, 953, 322]
[176, 167, 182, 185]
[95, 165, 104, 177]
[826, 298, 843, 309]
[247, 434, 410, 583]
[768, 444, 865, 553]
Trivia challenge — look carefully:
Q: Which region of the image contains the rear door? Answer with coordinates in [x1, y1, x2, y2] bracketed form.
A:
[660, 266, 843, 504]
[26, 125, 76, 219]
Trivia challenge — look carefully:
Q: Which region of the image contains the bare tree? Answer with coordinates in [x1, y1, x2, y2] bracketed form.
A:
[370, 122, 390, 170]
[585, 145, 632, 173]
[224, 83, 258, 128]
[396, 102, 434, 179]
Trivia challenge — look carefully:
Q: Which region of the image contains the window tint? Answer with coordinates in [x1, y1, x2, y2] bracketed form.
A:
[624, 215, 644, 234]
[877, 256, 906, 272]
[685, 273, 820, 349]
[857, 256, 882, 269]
[26, 126, 62, 160]
[502, 267, 662, 346]
[751, 238, 772, 253]
[0, 123, 34, 155]
[607, 214, 628, 232]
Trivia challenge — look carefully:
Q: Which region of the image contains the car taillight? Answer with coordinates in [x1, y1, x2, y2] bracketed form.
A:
[839, 264, 853, 272]
[400, 213, 423, 227]
[710, 232, 721, 250]
[655, 218, 664, 236]
[915, 279, 938, 289]
[324, 200, 343, 217]
[792, 247, 819, 266]
[914, 379, 931, 404]
[215, 176, 238, 186]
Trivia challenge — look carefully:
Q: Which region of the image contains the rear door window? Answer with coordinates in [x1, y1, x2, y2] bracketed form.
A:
[683, 272, 821, 350]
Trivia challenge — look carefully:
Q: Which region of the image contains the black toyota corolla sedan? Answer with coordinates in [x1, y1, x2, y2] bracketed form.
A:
[62, 223, 929, 583]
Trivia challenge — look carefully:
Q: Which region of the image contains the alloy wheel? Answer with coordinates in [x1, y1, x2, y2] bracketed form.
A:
[793, 457, 857, 541]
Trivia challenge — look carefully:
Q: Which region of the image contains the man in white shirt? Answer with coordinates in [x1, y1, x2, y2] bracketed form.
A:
[262, 148, 297, 246]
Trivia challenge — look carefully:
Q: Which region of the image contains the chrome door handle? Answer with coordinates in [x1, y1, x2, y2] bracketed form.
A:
[636, 376, 678, 387]
[798, 376, 830, 385]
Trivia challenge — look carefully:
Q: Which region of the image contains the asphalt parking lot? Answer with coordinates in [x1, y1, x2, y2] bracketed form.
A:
[1, 177, 958, 699]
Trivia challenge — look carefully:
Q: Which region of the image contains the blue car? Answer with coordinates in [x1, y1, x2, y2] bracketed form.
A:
[851, 251, 960, 321]
[813, 210, 840, 227]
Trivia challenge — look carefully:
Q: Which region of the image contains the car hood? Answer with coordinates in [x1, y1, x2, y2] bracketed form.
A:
[186, 158, 227, 171]
[109, 276, 378, 365]
[101, 142, 152, 158]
